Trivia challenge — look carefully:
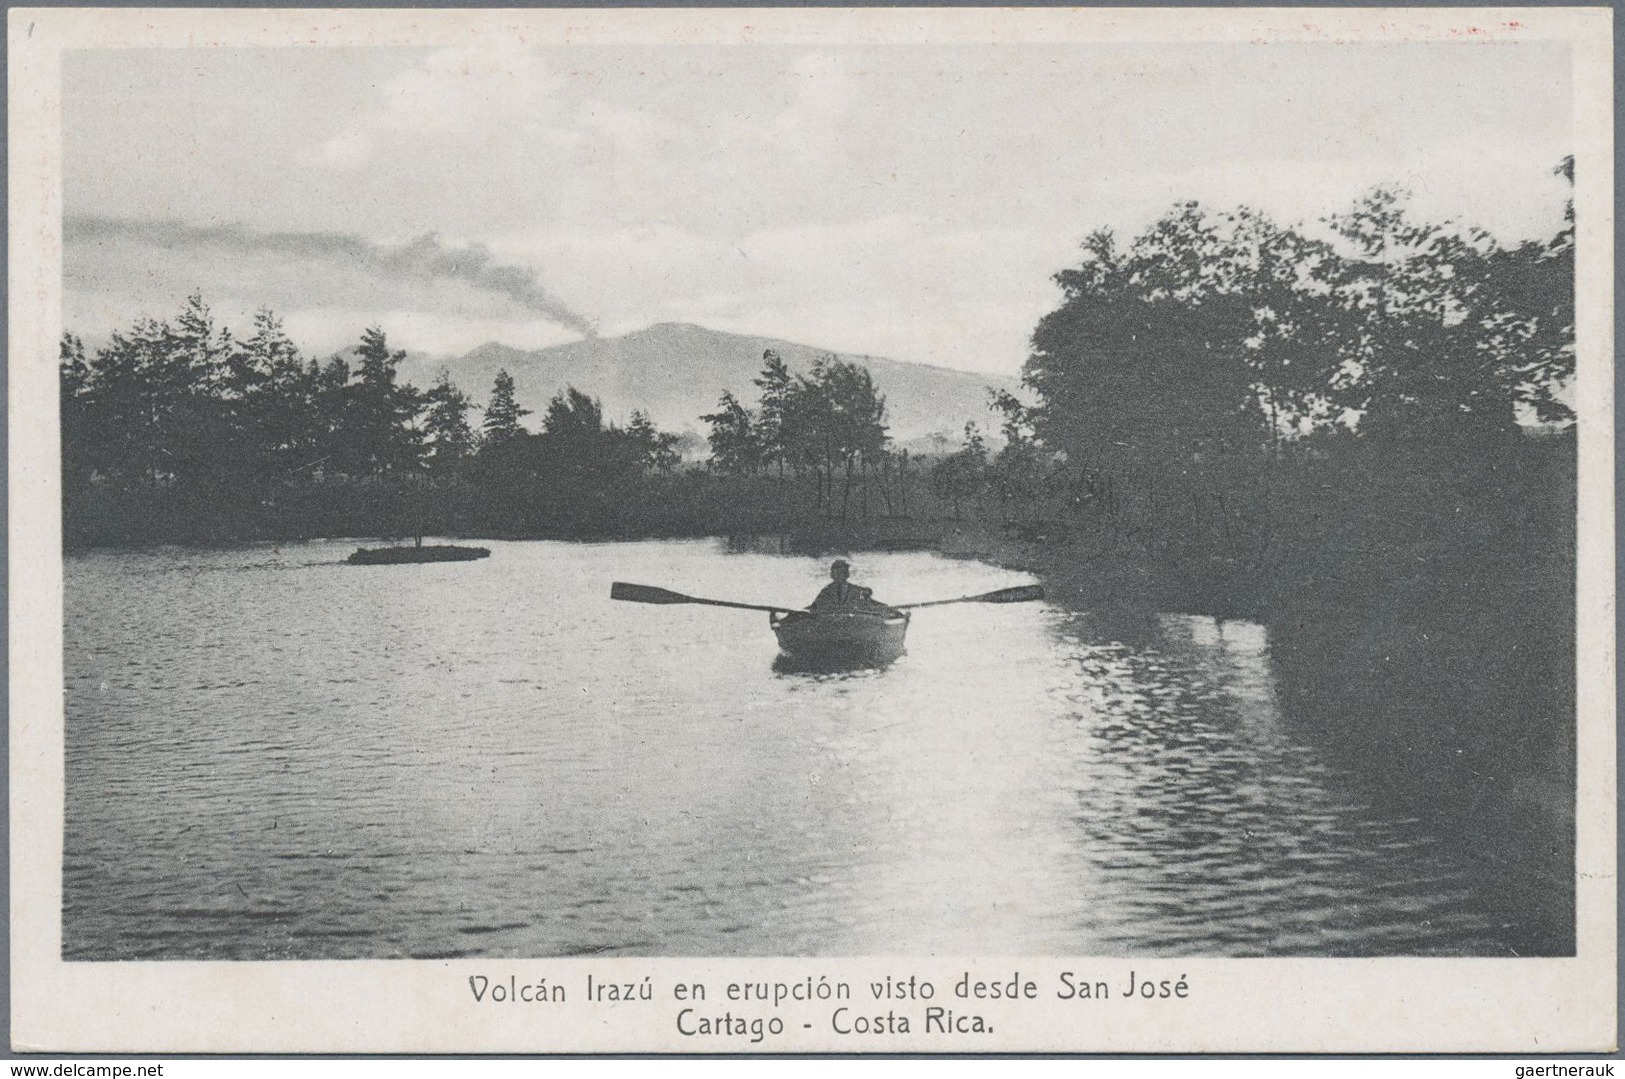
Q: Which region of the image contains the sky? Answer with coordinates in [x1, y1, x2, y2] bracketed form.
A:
[62, 39, 1574, 376]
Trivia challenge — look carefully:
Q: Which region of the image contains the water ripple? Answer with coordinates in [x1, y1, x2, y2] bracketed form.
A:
[65, 540, 1532, 959]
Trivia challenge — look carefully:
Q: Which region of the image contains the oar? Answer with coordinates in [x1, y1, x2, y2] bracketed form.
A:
[610, 581, 796, 614]
[894, 583, 1045, 610]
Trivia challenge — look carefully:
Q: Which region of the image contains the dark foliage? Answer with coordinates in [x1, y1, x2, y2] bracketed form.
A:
[999, 180, 1577, 943]
[60, 300, 686, 546]
[702, 349, 898, 519]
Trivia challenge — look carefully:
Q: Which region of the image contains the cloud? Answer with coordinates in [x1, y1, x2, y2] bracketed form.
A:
[378, 43, 564, 135]
[278, 307, 582, 359]
[64, 216, 596, 338]
[315, 43, 572, 172]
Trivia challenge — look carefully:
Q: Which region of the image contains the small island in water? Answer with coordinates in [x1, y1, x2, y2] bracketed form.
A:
[346, 544, 491, 566]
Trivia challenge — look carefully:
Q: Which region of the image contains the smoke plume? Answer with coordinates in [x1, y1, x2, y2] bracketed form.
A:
[64, 215, 597, 338]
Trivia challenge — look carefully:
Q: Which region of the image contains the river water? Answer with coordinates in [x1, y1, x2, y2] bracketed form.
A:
[64, 538, 1547, 959]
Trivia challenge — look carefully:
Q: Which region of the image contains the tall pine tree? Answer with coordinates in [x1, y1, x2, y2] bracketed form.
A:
[348, 326, 423, 476]
[482, 369, 530, 445]
[753, 349, 794, 476]
[422, 368, 477, 472]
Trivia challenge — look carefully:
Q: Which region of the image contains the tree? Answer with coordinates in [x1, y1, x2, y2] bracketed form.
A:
[69, 295, 238, 489]
[482, 369, 531, 445]
[987, 389, 1047, 524]
[1027, 207, 1290, 468]
[1313, 182, 1575, 444]
[1481, 157, 1575, 427]
[753, 349, 794, 475]
[816, 359, 890, 517]
[309, 354, 353, 474]
[532, 388, 648, 532]
[237, 308, 315, 479]
[422, 368, 477, 473]
[539, 387, 608, 485]
[932, 422, 988, 519]
[59, 333, 94, 492]
[702, 391, 762, 475]
[1321, 189, 1500, 442]
[159, 293, 239, 488]
[348, 325, 424, 476]
[779, 356, 890, 516]
[626, 409, 681, 474]
[541, 386, 604, 441]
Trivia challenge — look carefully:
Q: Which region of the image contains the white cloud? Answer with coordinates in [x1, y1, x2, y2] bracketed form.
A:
[316, 42, 573, 172]
[280, 307, 579, 357]
[380, 43, 563, 134]
[317, 129, 374, 172]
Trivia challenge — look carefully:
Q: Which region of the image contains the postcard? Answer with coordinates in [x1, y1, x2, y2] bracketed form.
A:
[9, 6, 1615, 1054]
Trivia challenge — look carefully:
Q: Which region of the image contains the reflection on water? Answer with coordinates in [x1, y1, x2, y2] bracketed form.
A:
[1047, 612, 1510, 955]
[771, 654, 902, 675]
[63, 539, 1556, 959]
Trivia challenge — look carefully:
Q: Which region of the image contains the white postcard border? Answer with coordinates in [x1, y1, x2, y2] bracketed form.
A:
[8, 6, 1616, 1054]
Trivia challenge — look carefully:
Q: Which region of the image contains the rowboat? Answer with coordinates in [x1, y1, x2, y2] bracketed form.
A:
[769, 608, 910, 666]
[610, 580, 1041, 670]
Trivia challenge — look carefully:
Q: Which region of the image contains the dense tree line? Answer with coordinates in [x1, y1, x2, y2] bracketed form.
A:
[932, 172, 1574, 583]
[930, 171, 1576, 911]
[702, 349, 915, 519]
[62, 169, 1574, 567]
[60, 295, 684, 544]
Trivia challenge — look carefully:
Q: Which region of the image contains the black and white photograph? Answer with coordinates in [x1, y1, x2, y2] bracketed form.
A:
[9, 5, 1614, 1055]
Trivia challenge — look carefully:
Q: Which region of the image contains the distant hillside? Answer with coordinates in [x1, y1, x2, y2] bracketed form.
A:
[397, 322, 1016, 444]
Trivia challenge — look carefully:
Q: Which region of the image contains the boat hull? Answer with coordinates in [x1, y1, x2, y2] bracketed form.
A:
[770, 610, 909, 667]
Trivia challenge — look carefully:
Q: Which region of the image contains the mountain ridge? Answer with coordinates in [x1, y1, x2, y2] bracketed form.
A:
[397, 321, 1019, 444]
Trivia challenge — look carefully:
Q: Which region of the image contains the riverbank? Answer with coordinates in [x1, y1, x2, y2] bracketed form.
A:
[934, 508, 1576, 953]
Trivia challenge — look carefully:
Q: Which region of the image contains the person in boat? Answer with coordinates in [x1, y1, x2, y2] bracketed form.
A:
[808, 560, 896, 615]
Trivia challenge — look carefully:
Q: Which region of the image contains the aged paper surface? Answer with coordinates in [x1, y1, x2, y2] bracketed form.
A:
[9, 6, 1615, 1054]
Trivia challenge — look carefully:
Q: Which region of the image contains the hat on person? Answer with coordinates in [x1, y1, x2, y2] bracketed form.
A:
[831, 559, 851, 570]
